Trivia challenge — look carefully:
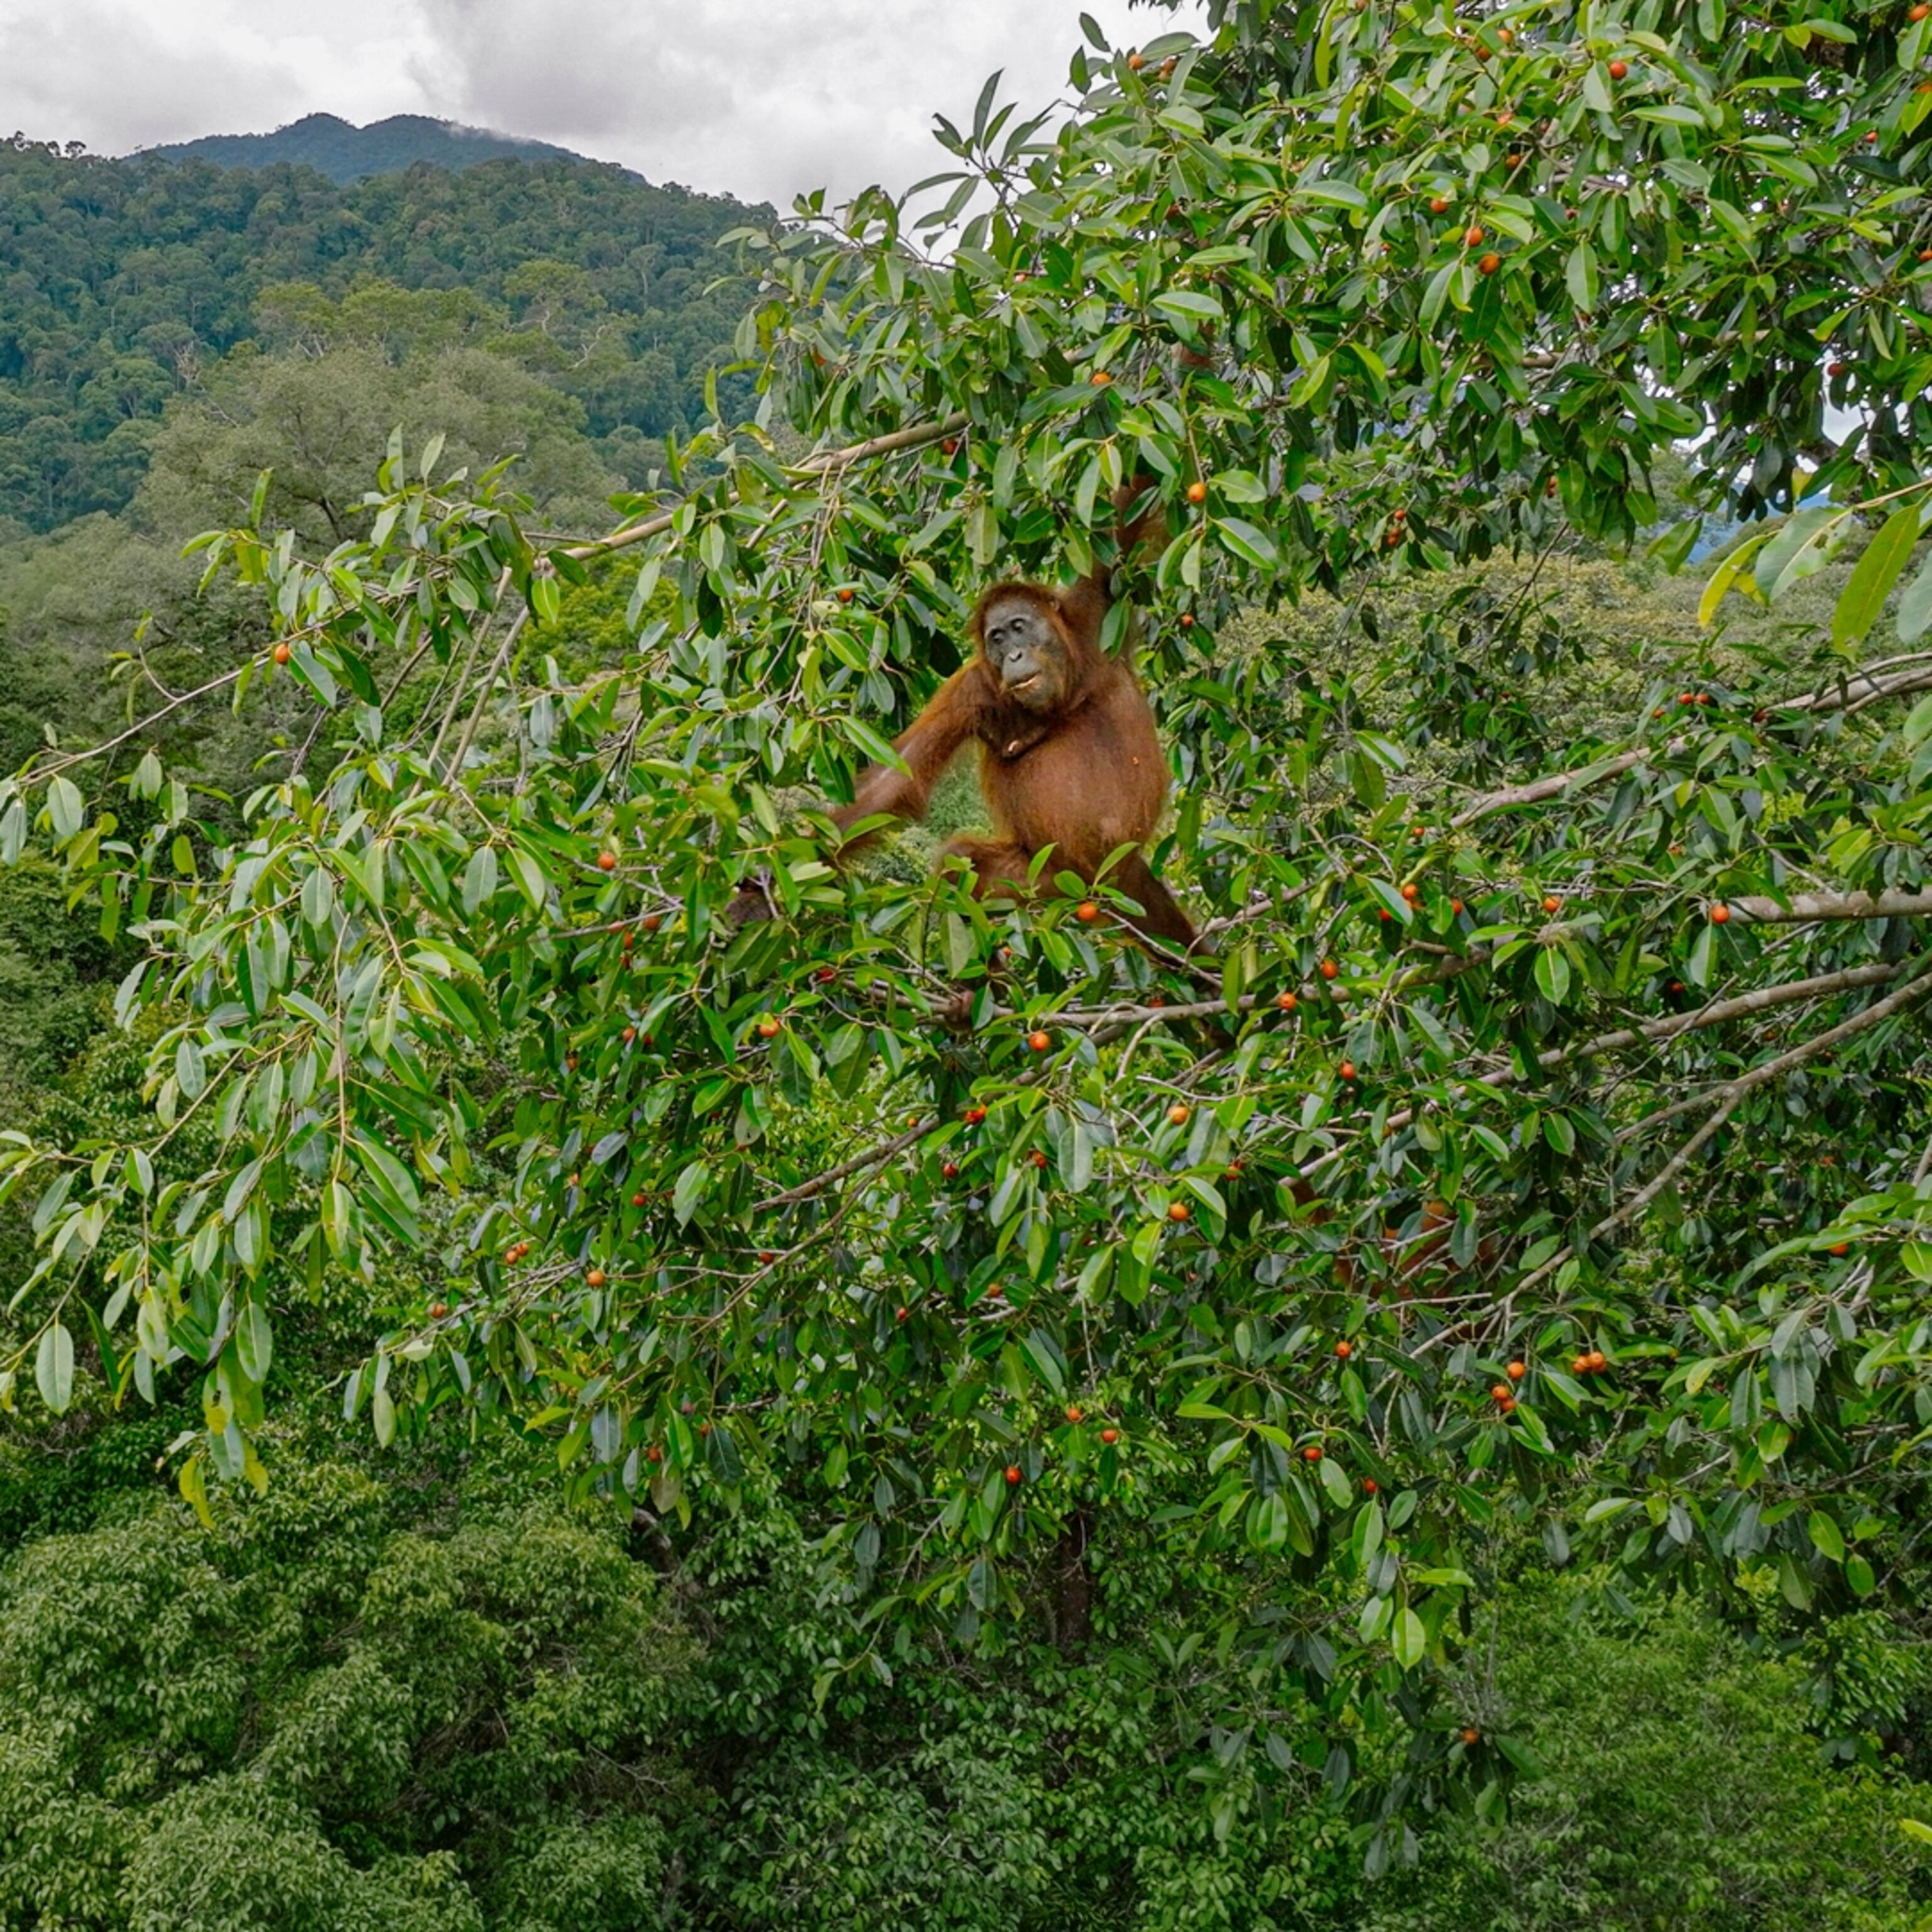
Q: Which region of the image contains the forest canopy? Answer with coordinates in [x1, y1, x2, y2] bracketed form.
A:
[0, 133, 770, 532]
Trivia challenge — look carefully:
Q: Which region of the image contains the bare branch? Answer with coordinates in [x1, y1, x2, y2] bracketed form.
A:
[1731, 887, 1932, 923]
[753, 1118, 931, 1212]
[1450, 748, 1648, 828]
[566, 413, 971, 562]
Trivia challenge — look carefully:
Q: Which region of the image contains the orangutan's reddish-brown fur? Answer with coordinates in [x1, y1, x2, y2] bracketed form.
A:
[831, 548, 1196, 948]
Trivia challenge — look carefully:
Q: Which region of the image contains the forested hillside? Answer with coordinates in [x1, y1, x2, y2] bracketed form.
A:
[0, 132, 769, 531]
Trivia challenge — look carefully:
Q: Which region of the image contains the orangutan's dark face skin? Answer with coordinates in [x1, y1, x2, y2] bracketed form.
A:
[979, 592, 1072, 714]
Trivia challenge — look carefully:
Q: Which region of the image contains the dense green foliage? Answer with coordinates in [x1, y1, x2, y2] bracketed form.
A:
[3, 0, 1932, 1913]
[0, 133, 769, 532]
[146, 113, 579, 185]
[1, 1402, 1923, 1929]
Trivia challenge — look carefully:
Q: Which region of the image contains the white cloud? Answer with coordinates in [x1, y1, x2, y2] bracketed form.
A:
[0, 0, 1202, 207]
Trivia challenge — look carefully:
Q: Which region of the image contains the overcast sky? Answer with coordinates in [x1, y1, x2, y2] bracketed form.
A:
[0, 0, 1201, 208]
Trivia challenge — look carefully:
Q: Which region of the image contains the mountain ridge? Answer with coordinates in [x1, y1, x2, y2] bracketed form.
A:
[140, 112, 604, 184]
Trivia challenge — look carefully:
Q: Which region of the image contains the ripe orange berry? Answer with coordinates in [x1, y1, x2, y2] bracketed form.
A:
[1461, 1725, 1480, 1746]
[1179, 613, 1196, 628]
[1101, 1427, 1121, 1445]
[1362, 1477, 1379, 1494]
[1028, 1029, 1052, 1053]
[1607, 58, 1628, 78]
[758, 1250, 777, 1263]
[1031, 1150, 1048, 1170]
[757, 1016, 781, 1039]
[1168, 1104, 1191, 1126]
[1913, 4, 1930, 19]
[1339, 1060, 1357, 1081]
[1711, 903, 1731, 924]
[964, 1106, 987, 1125]
[1430, 196, 1450, 214]
[1506, 1360, 1526, 1381]
[1302, 1445, 1323, 1462]
[1168, 1200, 1191, 1222]
[1451, 898, 1465, 914]
[1401, 882, 1419, 902]
[1541, 894, 1562, 914]
[1126, 49, 1145, 69]
[1335, 1339, 1353, 1359]
[645, 1444, 662, 1463]
[642, 914, 661, 931]
[1585, 1350, 1607, 1371]
[1090, 370, 1113, 386]
[597, 851, 616, 872]
[1477, 252, 1501, 275]
[1829, 1241, 1850, 1257]
[1065, 1405, 1083, 1423]
[1006, 1463, 1023, 1484]
[896, 1305, 909, 1321]
[1187, 480, 1209, 504]
[631, 1192, 647, 1207]
[586, 1268, 607, 1287]
[1492, 1383, 1513, 1402]
[1276, 991, 1298, 1011]
[1319, 959, 1340, 980]
[942, 1161, 960, 1179]
[429, 1301, 448, 1318]
[1464, 225, 1485, 247]
[838, 587, 854, 602]
[622, 1025, 637, 1044]
[272, 642, 291, 665]
[1076, 900, 1100, 922]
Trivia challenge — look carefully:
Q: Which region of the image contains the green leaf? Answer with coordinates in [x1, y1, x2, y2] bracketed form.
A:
[1754, 507, 1844, 601]
[460, 845, 499, 915]
[1831, 502, 1923, 645]
[1898, 548, 1932, 646]
[35, 1321, 74, 1414]
[235, 1302, 274, 1385]
[1534, 944, 1572, 1005]
[1391, 1607, 1426, 1668]
[1807, 1509, 1845, 1562]
[45, 775, 84, 841]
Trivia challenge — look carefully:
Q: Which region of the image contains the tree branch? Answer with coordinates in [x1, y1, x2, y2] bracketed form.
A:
[1731, 888, 1932, 923]
[565, 413, 971, 562]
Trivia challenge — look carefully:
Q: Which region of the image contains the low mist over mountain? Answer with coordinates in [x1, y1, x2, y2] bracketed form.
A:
[141, 113, 588, 184]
